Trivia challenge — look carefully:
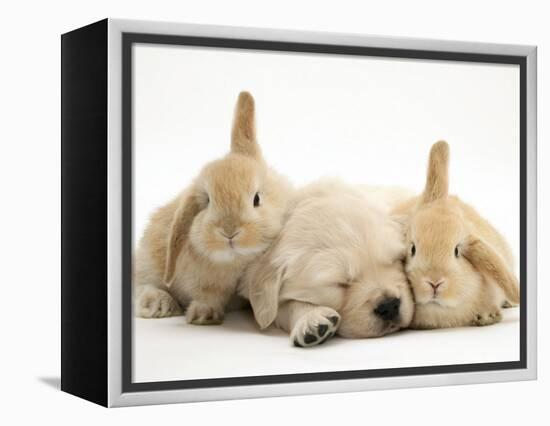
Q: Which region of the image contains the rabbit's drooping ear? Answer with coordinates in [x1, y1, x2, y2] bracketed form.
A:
[463, 236, 520, 305]
[421, 140, 450, 205]
[245, 252, 284, 329]
[231, 91, 261, 159]
[163, 194, 202, 286]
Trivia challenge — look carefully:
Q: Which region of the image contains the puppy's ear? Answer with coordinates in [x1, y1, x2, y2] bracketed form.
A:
[231, 91, 261, 159]
[387, 214, 410, 263]
[463, 235, 520, 305]
[421, 140, 449, 205]
[244, 250, 284, 329]
[390, 213, 409, 237]
[163, 193, 202, 286]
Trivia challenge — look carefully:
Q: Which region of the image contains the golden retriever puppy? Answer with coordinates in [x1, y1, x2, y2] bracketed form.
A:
[239, 179, 414, 347]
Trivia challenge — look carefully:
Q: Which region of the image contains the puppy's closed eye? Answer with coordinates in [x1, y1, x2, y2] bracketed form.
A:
[338, 282, 352, 289]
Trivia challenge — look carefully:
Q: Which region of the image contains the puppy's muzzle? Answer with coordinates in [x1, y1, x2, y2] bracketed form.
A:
[374, 297, 401, 321]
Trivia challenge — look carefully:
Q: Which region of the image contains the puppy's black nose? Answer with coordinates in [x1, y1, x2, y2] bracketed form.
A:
[374, 297, 401, 321]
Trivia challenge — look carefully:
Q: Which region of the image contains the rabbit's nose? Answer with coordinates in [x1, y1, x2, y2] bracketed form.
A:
[219, 218, 240, 237]
[374, 297, 401, 321]
[427, 279, 445, 291]
[220, 230, 241, 240]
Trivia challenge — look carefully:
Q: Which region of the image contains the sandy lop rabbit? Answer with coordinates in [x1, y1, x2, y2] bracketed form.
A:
[239, 179, 414, 347]
[134, 92, 293, 324]
[393, 141, 520, 329]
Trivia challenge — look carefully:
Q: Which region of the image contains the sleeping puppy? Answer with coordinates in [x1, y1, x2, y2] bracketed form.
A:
[238, 179, 414, 347]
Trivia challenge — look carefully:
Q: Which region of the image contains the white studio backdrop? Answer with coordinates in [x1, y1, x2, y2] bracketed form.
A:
[133, 44, 520, 267]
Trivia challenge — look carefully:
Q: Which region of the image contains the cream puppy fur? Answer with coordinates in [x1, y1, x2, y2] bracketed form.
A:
[239, 179, 414, 347]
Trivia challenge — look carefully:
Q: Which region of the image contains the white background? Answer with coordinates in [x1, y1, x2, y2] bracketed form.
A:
[0, 1, 547, 425]
[133, 44, 520, 252]
[133, 43, 520, 381]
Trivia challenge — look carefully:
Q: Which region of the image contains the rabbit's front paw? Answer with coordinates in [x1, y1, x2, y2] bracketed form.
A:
[471, 309, 502, 326]
[291, 307, 340, 348]
[186, 301, 224, 325]
[136, 287, 182, 318]
[502, 300, 517, 308]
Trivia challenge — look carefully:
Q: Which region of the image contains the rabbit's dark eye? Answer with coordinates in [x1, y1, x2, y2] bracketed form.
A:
[411, 243, 416, 257]
[253, 192, 261, 208]
[454, 245, 459, 258]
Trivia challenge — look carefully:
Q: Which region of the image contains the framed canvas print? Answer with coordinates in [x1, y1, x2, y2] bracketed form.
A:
[61, 18, 537, 407]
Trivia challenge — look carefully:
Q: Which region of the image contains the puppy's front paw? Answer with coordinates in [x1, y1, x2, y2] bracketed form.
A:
[471, 309, 502, 326]
[291, 307, 340, 348]
[186, 301, 224, 325]
[136, 287, 182, 318]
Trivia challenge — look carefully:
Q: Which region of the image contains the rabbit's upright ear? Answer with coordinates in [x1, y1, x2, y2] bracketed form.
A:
[231, 91, 261, 159]
[463, 235, 520, 305]
[163, 193, 202, 286]
[421, 140, 450, 205]
[244, 251, 284, 329]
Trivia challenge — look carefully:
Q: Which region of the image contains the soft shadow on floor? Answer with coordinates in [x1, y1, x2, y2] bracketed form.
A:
[38, 376, 61, 390]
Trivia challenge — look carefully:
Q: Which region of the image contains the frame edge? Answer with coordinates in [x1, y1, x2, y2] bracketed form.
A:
[61, 18, 109, 407]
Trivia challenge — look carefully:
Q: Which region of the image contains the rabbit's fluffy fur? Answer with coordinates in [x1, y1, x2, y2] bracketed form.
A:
[391, 141, 520, 329]
[134, 92, 293, 324]
[238, 179, 414, 347]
